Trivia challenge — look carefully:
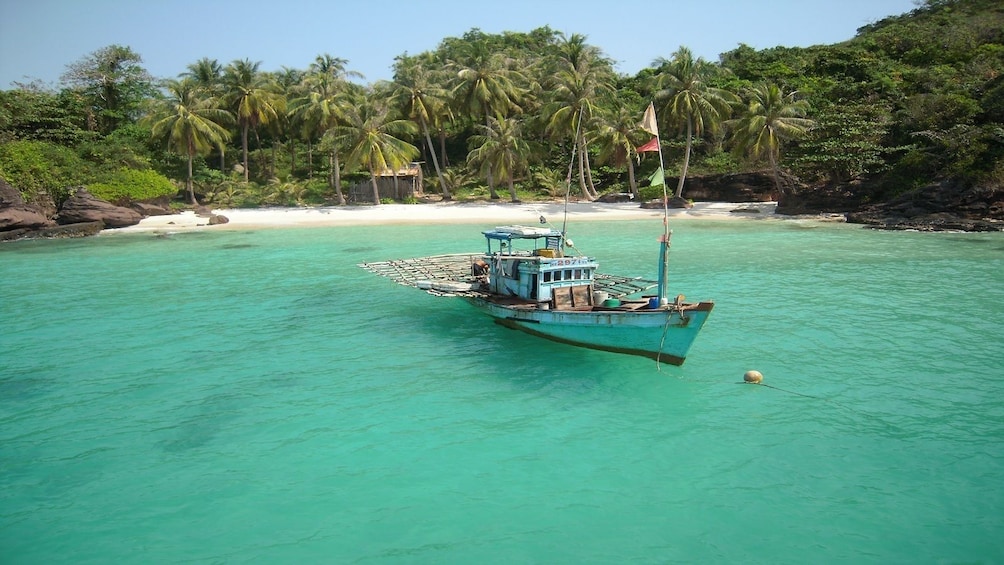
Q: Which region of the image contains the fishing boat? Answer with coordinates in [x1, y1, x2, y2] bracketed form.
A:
[359, 222, 713, 365]
[359, 102, 714, 364]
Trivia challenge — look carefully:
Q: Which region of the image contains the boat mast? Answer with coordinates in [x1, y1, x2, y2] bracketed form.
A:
[643, 102, 671, 304]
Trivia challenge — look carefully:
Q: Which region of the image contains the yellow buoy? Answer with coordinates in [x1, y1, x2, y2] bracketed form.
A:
[743, 370, 763, 384]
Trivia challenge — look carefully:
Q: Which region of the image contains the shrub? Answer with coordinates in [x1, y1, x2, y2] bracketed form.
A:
[0, 140, 90, 206]
[88, 168, 178, 204]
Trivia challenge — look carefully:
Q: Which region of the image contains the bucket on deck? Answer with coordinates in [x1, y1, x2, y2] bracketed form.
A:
[602, 298, 621, 308]
[648, 297, 661, 309]
[592, 291, 609, 305]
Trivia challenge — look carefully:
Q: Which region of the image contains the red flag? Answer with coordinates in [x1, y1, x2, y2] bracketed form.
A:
[637, 137, 660, 153]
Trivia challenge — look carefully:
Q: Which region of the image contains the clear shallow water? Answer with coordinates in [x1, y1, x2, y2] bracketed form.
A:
[2, 218, 1003, 563]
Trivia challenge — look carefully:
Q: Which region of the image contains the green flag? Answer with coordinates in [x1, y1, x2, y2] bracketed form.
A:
[648, 167, 665, 187]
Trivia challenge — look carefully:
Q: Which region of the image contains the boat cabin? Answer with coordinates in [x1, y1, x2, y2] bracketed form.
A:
[481, 226, 600, 309]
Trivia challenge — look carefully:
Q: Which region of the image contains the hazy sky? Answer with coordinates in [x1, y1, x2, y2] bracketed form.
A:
[0, 0, 920, 88]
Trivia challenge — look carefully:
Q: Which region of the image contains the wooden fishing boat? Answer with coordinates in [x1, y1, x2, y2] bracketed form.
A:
[359, 224, 713, 365]
[361, 102, 714, 364]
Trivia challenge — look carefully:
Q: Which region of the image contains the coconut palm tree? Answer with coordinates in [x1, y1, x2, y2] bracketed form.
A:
[467, 116, 532, 203]
[181, 58, 226, 172]
[592, 102, 648, 199]
[327, 99, 419, 205]
[542, 33, 615, 200]
[728, 82, 815, 195]
[148, 78, 233, 204]
[652, 47, 738, 200]
[222, 59, 283, 181]
[390, 54, 454, 200]
[288, 55, 360, 204]
[450, 42, 527, 199]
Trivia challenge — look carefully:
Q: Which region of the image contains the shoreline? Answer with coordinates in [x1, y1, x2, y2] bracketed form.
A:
[109, 201, 783, 233]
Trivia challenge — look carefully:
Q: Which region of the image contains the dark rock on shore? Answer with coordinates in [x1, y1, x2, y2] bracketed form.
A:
[776, 182, 870, 215]
[845, 181, 1003, 232]
[674, 172, 787, 202]
[0, 221, 105, 242]
[56, 187, 143, 228]
[0, 177, 56, 232]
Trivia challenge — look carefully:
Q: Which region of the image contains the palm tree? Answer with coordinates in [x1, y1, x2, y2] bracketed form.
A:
[222, 59, 283, 181]
[542, 33, 615, 201]
[288, 55, 360, 204]
[451, 42, 527, 199]
[592, 102, 648, 199]
[652, 47, 738, 199]
[148, 78, 233, 204]
[327, 99, 419, 205]
[467, 116, 532, 203]
[728, 82, 815, 195]
[181, 58, 226, 172]
[390, 54, 454, 200]
[182, 57, 223, 93]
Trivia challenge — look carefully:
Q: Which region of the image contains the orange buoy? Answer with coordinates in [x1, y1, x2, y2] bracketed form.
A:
[743, 370, 763, 384]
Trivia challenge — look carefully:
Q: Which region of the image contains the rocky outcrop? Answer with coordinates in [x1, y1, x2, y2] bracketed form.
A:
[673, 172, 792, 202]
[56, 187, 143, 228]
[0, 177, 56, 232]
[775, 182, 871, 215]
[845, 181, 1003, 232]
[0, 221, 105, 242]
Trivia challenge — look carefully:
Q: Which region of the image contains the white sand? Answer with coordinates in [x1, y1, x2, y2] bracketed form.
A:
[111, 201, 780, 233]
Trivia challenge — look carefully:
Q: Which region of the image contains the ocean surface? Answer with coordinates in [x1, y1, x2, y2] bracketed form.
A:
[2, 216, 1002, 563]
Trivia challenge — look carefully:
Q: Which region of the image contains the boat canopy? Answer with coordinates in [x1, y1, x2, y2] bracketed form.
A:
[482, 225, 562, 241]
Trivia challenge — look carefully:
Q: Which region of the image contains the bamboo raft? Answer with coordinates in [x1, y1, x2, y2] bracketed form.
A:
[359, 253, 660, 298]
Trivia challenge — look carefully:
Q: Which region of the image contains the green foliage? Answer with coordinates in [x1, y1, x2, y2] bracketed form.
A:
[0, 140, 90, 206]
[0, 88, 91, 144]
[87, 168, 178, 204]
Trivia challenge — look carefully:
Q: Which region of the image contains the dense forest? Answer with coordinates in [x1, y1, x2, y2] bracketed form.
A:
[1, 0, 1001, 216]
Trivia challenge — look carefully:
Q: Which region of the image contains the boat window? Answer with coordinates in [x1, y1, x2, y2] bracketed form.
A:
[573, 269, 582, 280]
[543, 272, 552, 283]
[565, 269, 572, 280]
[554, 271, 563, 281]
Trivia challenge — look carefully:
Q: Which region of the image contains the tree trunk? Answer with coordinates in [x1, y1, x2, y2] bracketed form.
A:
[769, 150, 783, 199]
[186, 148, 198, 205]
[674, 118, 693, 199]
[290, 139, 296, 178]
[307, 141, 313, 179]
[241, 123, 249, 181]
[438, 128, 449, 168]
[576, 137, 591, 200]
[422, 116, 450, 200]
[369, 170, 381, 205]
[583, 148, 598, 200]
[483, 104, 499, 199]
[220, 148, 225, 174]
[328, 150, 335, 194]
[271, 141, 277, 179]
[627, 155, 638, 199]
[507, 172, 519, 202]
[333, 152, 345, 205]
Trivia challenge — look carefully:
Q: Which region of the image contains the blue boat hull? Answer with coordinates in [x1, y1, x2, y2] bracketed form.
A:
[467, 298, 714, 365]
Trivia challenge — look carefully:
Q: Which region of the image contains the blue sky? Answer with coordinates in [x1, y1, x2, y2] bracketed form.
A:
[0, 0, 920, 89]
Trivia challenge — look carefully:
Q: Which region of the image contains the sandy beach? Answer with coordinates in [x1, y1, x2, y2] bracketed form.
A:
[112, 201, 780, 233]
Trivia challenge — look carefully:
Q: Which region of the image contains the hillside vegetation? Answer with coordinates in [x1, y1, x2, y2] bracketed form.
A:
[0, 0, 1000, 211]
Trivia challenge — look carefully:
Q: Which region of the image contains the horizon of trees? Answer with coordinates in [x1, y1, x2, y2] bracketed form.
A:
[1, 0, 1000, 210]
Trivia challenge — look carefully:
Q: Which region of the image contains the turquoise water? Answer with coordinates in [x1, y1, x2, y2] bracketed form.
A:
[2, 218, 1003, 563]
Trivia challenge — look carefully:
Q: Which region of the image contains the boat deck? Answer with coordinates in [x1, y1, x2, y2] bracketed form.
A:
[359, 253, 660, 299]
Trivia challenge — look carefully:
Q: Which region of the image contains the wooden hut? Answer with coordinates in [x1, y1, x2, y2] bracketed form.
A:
[349, 162, 424, 202]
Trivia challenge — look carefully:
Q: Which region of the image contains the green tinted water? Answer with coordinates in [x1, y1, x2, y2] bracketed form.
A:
[2, 219, 1002, 563]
